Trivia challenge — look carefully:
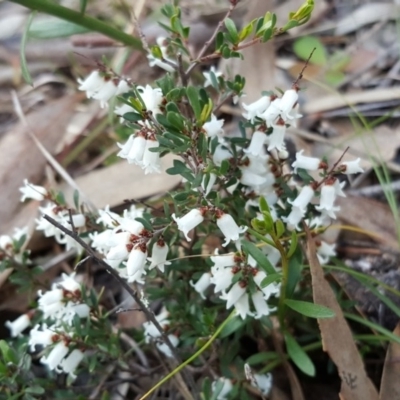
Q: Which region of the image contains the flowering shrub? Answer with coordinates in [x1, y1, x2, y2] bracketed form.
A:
[0, 1, 367, 399]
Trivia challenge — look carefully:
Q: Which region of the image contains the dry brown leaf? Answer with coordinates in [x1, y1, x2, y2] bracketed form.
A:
[379, 322, 400, 400]
[0, 94, 80, 234]
[305, 225, 379, 400]
[60, 154, 181, 208]
[303, 87, 400, 115]
[336, 195, 399, 250]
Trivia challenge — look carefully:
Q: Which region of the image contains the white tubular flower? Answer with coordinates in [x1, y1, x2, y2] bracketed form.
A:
[41, 341, 69, 371]
[215, 211, 247, 247]
[316, 240, 336, 264]
[5, 314, 31, 337]
[252, 291, 274, 319]
[38, 288, 64, 318]
[288, 186, 315, 211]
[117, 134, 147, 166]
[116, 80, 130, 95]
[224, 281, 246, 309]
[212, 378, 233, 400]
[142, 137, 162, 174]
[292, 150, 321, 173]
[29, 324, 55, 351]
[77, 70, 104, 97]
[203, 114, 224, 138]
[203, 66, 222, 87]
[339, 158, 364, 174]
[20, 179, 48, 202]
[253, 373, 273, 396]
[92, 79, 118, 107]
[148, 239, 171, 272]
[190, 272, 211, 299]
[282, 206, 305, 230]
[267, 120, 286, 151]
[138, 85, 163, 115]
[211, 267, 235, 293]
[279, 89, 299, 120]
[244, 131, 267, 157]
[201, 173, 217, 196]
[58, 273, 82, 292]
[119, 218, 144, 236]
[156, 334, 179, 358]
[106, 244, 129, 262]
[315, 183, 339, 219]
[96, 205, 120, 227]
[126, 245, 147, 278]
[210, 253, 236, 270]
[212, 145, 231, 166]
[172, 209, 205, 241]
[60, 349, 84, 379]
[333, 179, 346, 198]
[143, 309, 170, 340]
[253, 270, 280, 298]
[233, 292, 251, 319]
[258, 98, 281, 126]
[242, 96, 271, 122]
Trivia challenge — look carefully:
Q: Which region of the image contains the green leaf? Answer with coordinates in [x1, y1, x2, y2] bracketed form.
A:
[286, 230, 298, 258]
[25, 386, 45, 395]
[0, 340, 17, 364]
[274, 220, 285, 238]
[186, 86, 201, 120]
[241, 241, 276, 275]
[73, 189, 80, 211]
[80, 0, 87, 13]
[238, 20, 254, 42]
[30, 17, 89, 38]
[246, 351, 278, 365]
[167, 111, 185, 131]
[284, 333, 315, 376]
[220, 317, 247, 338]
[215, 31, 224, 50]
[224, 18, 239, 44]
[122, 112, 143, 122]
[293, 36, 327, 66]
[260, 273, 281, 288]
[285, 299, 335, 318]
[259, 196, 270, 213]
[20, 12, 36, 86]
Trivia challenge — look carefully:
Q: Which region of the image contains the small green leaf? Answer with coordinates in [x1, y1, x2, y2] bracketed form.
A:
[25, 386, 45, 395]
[293, 36, 327, 66]
[122, 112, 143, 122]
[275, 220, 285, 238]
[224, 18, 239, 44]
[186, 86, 201, 120]
[20, 12, 36, 86]
[284, 333, 315, 376]
[0, 340, 17, 364]
[73, 190, 80, 211]
[220, 316, 246, 338]
[241, 241, 276, 275]
[259, 196, 270, 213]
[260, 273, 281, 288]
[287, 230, 298, 258]
[285, 299, 335, 318]
[80, 0, 88, 13]
[215, 31, 224, 50]
[238, 20, 254, 42]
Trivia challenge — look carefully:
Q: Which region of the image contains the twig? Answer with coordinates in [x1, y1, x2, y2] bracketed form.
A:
[185, 1, 238, 77]
[42, 214, 198, 397]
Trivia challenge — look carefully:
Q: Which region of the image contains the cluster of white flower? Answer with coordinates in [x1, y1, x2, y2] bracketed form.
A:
[143, 309, 179, 358]
[78, 70, 130, 108]
[90, 205, 170, 283]
[172, 208, 247, 247]
[19, 180, 86, 252]
[5, 273, 88, 379]
[191, 251, 280, 319]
